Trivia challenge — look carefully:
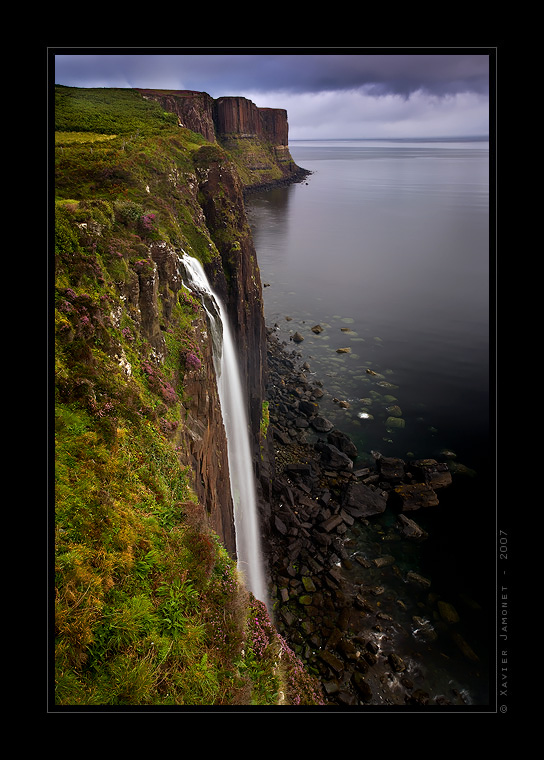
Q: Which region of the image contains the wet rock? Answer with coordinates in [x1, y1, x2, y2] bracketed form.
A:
[298, 399, 319, 416]
[377, 456, 406, 482]
[323, 680, 340, 695]
[302, 576, 317, 593]
[386, 416, 405, 429]
[338, 638, 360, 662]
[393, 482, 439, 511]
[284, 462, 315, 477]
[396, 513, 429, 541]
[406, 571, 431, 589]
[327, 429, 358, 459]
[372, 555, 396, 568]
[316, 442, 352, 469]
[274, 515, 288, 535]
[412, 617, 438, 643]
[319, 649, 345, 675]
[351, 672, 373, 702]
[337, 690, 358, 706]
[311, 416, 335, 433]
[438, 600, 460, 624]
[406, 689, 430, 705]
[388, 653, 406, 672]
[320, 514, 345, 533]
[411, 458, 452, 489]
[272, 426, 291, 445]
[336, 347, 351, 353]
[311, 324, 323, 334]
[386, 404, 403, 417]
[343, 481, 387, 517]
[292, 331, 304, 343]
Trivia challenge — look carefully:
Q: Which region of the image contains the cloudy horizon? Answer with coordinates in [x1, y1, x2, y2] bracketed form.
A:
[52, 50, 492, 140]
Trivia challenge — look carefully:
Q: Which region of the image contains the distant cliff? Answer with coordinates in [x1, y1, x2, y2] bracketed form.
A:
[136, 89, 308, 189]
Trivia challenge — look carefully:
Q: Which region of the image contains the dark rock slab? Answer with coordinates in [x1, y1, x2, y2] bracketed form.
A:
[396, 513, 429, 540]
[327, 430, 358, 459]
[392, 482, 439, 511]
[311, 416, 334, 433]
[343, 481, 387, 517]
[316, 442, 353, 470]
[410, 458, 452, 489]
[377, 456, 406, 482]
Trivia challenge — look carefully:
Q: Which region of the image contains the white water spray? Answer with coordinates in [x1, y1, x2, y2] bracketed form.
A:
[179, 253, 269, 609]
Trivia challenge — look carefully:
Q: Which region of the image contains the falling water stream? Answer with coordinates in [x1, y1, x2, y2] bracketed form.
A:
[179, 253, 269, 610]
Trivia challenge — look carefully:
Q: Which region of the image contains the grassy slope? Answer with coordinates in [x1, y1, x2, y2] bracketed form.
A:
[53, 86, 323, 707]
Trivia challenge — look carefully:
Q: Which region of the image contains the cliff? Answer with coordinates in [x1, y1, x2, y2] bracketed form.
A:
[136, 89, 307, 190]
[53, 85, 322, 706]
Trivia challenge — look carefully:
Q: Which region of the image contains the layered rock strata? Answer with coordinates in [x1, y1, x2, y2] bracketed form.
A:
[137, 89, 308, 189]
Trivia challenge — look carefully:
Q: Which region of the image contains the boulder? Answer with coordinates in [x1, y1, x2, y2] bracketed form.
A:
[299, 399, 319, 416]
[320, 514, 345, 533]
[292, 331, 304, 343]
[388, 653, 406, 672]
[377, 456, 406, 482]
[393, 482, 439, 511]
[343, 481, 387, 517]
[319, 649, 345, 675]
[311, 416, 334, 433]
[351, 672, 373, 702]
[396, 513, 428, 541]
[406, 571, 431, 588]
[327, 429, 358, 459]
[316, 442, 353, 469]
[411, 458, 452, 489]
[385, 416, 405, 429]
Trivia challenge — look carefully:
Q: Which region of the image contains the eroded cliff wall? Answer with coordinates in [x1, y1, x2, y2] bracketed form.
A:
[137, 89, 305, 189]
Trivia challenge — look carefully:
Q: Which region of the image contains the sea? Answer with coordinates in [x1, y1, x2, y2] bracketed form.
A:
[246, 138, 495, 707]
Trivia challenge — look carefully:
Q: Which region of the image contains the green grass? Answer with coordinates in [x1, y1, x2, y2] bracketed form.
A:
[53, 86, 324, 707]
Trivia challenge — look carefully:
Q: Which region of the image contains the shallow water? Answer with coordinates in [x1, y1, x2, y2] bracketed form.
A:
[247, 139, 494, 706]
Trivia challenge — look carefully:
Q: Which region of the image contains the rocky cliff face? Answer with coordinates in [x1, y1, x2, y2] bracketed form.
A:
[137, 89, 306, 188]
[136, 89, 217, 142]
[116, 143, 268, 553]
[145, 241, 237, 554]
[214, 97, 288, 146]
[191, 144, 267, 451]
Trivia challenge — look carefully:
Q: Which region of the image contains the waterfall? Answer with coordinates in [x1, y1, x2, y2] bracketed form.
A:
[179, 253, 269, 609]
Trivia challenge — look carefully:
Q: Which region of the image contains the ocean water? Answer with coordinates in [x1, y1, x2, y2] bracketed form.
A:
[247, 138, 494, 705]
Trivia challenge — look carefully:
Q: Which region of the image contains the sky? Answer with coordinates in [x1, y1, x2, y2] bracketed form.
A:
[52, 49, 492, 140]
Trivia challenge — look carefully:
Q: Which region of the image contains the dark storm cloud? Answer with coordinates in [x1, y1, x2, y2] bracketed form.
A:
[53, 51, 490, 98]
[52, 50, 490, 139]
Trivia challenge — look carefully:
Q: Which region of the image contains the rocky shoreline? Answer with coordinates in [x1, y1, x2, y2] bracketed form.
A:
[260, 328, 487, 707]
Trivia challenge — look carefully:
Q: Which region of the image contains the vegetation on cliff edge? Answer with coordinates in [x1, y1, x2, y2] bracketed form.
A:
[52, 85, 324, 706]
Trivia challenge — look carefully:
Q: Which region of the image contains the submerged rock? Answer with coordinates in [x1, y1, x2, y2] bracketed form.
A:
[386, 416, 405, 429]
[437, 600, 460, 624]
